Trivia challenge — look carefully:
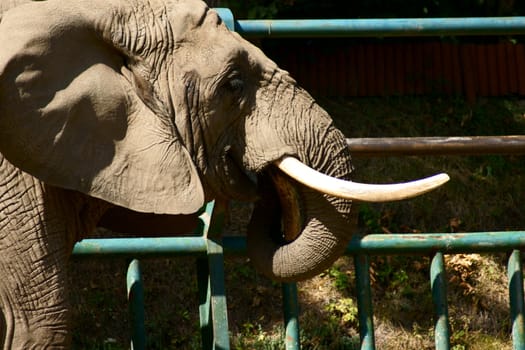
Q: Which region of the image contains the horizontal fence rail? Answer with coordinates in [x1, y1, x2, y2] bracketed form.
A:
[233, 16, 525, 38]
[215, 9, 525, 38]
[346, 135, 525, 156]
[72, 236, 209, 258]
[73, 231, 525, 258]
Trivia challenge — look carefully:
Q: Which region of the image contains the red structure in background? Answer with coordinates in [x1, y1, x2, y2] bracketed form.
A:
[267, 41, 525, 103]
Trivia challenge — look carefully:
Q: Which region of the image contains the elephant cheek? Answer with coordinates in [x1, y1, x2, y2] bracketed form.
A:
[207, 145, 259, 202]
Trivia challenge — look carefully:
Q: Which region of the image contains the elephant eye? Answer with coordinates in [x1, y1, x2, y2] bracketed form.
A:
[225, 77, 244, 94]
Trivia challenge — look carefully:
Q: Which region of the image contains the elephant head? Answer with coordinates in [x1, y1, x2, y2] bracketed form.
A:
[0, 0, 449, 283]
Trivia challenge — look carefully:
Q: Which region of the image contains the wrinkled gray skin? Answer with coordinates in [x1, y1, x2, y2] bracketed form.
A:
[0, 0, 353, 347]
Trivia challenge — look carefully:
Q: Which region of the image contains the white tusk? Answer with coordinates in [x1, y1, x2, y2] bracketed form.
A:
[275, 156, 450, 202]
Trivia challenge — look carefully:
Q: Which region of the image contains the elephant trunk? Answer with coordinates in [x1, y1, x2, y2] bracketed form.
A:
[246, 97, 355, 281]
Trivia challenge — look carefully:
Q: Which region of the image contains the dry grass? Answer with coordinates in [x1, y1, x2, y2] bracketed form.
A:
[70, 96, 525, 349]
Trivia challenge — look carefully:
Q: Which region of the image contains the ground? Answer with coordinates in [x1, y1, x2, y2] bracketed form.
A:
[70, 96, 525, 349]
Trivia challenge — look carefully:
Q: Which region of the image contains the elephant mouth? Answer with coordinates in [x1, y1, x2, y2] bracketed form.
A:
[246, 167, 306, 249]
[261, 167, 305, 242]
[217, 150, 259, 202]
[216, 149, 305, 241]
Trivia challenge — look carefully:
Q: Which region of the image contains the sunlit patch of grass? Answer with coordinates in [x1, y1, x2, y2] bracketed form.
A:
[232, 323, 285, 350]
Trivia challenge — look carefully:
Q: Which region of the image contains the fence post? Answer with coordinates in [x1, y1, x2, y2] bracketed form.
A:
[354, 254, 376, 350]
[196, 240, 230, 350]
[214, 8, 235, 31]
[508, 250, 525, 349]
[208, 239, 230, 350]
[127, 259, 146, 350]
[282, 282, 301, 350]
[197, 257, 214, 349]
[195, 200, 230, 350]
[430, 252, 451, 350]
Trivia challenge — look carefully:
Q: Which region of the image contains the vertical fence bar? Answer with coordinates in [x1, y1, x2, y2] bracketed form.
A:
[214, 8, 235, 31]
[508, 250, 525, 349]
[282, 282, 301, 350]
[127, 259, 146, 350]
[207, 239, 230, 350]
[354, 254, 376, 350]
[197, 257, 214, 350]
[430, 252, 451, 350]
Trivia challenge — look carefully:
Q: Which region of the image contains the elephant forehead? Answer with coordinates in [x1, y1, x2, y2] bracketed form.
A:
[168, 0, 210, 39]
[177, 41, 244, 81]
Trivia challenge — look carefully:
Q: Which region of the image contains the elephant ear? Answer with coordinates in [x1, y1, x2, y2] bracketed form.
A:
[0, 2, 205, 215]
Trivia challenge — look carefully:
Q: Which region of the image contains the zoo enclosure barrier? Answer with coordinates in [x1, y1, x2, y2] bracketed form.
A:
[71, 9, 525, 350]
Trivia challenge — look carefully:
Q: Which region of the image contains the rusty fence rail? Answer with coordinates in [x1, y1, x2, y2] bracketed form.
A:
[347, 135, 525, 157]
[71, 8, 525, 350]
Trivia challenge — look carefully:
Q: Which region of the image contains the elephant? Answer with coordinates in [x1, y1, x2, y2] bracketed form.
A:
[0, 0, 449, 347]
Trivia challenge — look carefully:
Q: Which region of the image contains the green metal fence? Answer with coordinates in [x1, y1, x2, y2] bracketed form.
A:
[72, 9, 525, 350]
[73, 220, 525, 349]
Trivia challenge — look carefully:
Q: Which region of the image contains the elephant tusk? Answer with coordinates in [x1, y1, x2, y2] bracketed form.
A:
[274, 156, 450, 202]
